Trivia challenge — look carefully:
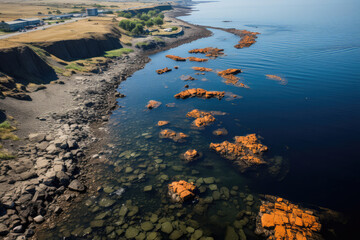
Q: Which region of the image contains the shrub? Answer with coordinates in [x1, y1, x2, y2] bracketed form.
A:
[153, 17, 163, 26]
[131, 24, 144, 35]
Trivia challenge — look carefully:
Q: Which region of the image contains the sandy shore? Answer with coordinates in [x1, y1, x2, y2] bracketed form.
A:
[0, 6, 212, 239]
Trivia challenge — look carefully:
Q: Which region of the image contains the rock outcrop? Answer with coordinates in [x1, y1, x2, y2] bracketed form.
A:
[186, 109, 215, 127]
[166, 55, 187, 61]
[156, 67, 172, 74]
[217, 69, 247, 87]
[174, 88, 225, 100]
[146, 100, 162, 109]
[192, 67, 213, 72]
[210, 134, 268, 172]
[187, 57, 208, 62]
[159, 129, 188, 142]
[168, 180, 196, 202]
[255, 195, 322, 240]
[183, 149, 199, 162]
[233, 30, 260, 49]
[189, 47, 224, 58]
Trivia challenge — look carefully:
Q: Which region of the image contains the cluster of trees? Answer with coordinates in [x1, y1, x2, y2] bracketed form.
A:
[118, 9, 164, 35]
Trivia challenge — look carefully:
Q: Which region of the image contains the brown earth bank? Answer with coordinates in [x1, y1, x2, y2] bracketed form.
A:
[0, 6, 213, 239]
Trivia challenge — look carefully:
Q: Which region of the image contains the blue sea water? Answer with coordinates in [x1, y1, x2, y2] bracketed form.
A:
[39, 0, 360, 239]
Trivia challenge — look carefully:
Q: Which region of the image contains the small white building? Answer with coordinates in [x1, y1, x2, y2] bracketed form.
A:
[164, 28, 173, 32]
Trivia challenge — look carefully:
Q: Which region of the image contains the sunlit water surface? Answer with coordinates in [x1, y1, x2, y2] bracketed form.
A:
[39, 0, 360, 239]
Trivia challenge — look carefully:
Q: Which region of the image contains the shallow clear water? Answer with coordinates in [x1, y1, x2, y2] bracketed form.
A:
[40, 0, 360, 239]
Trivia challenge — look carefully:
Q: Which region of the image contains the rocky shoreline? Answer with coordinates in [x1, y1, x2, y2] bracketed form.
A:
[0, 7, 212, 239]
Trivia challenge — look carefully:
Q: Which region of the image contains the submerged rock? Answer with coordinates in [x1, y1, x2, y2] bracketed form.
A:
[174, 88, 225, 100]
[255, 195, 322, 240]
[166, 55, 187, 61]
[159, 129, 188, 143]
[156, 67, 172, 74]
[68, 180, 85, 192]
[192, 67, 213, 72]
[210, 134, 268, 172]
[161, 222, 173, 234]
[146, 100, 162, 109]
[186, 109, 216, 127]
[212, 128, 228, 136]
[168, 180, 197, 203]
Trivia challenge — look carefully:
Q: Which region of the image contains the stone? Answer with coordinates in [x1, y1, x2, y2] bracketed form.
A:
[125, 227, 139, 238]
[33, 215, 44, 223]
[203, 177, 215, 184]
[28, 133, 46, 142]
[141, 221, 154, 231]
[146, 100, 162, 109]
[90, 220, 104, 228]
[212, 191, 221, 200]
[168, 180, 197, 202]
[125, 167, 133, 173]
[169, 230, 183, 239]
[192, 67, 213, 72]
[68, 180, 85, 192]
[99, 198, 115, 208]
[150, 214, 158, 223]
[0, 223, 9, 236]
[189, 47, 224, 58]
[183, 149, 199, 162]
[161, 222, 173, 234]
[191, 229, 203, 240]
[225, 226, 239, 240]
[209, 184, 218, 191]
[144, 185, 153, 192]
[186, 227, 195, 233]
[186, 109, 216, 127]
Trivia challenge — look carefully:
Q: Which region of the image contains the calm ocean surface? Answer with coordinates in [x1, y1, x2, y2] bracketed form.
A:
[40, 0, 360, 238]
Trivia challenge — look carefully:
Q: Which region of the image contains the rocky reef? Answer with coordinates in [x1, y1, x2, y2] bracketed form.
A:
[168, 180, 197, 203]
[166, 55, 187, 61]
[156, 67, 172, 74]
[192, 67, 213, 72]
[186, 109, 216, 127]
[174, 88, 225, 100]
[188, 47, 224, 58]
[255, 195, 322, 240]
[146, 100, 162, 109]
[159, 129, 188, 142]
[210, 134, 268, 172]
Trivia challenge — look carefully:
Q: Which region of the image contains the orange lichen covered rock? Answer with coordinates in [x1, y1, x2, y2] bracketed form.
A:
[255, 195, 322, 240]
[168, 180, 197, 202]
[183, 149, 199, 162]
[181, 75, 196, 81]
[189, 47, 224, 58]
[174, 88, 225, 100]
[192, 67, 213, 72]
[146, 100, 162, 109]
[157, 121, 169, 126]
[159, 129, 188, 142]
[187, 57, 208, 62]
[233, 30, 260, 49]
[186, 109, 215, 127]
[210, 134, 268, 171]
[156, 67, 172, 74]
[218, 69, 242, 76]
[166, 55, 187, 61]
